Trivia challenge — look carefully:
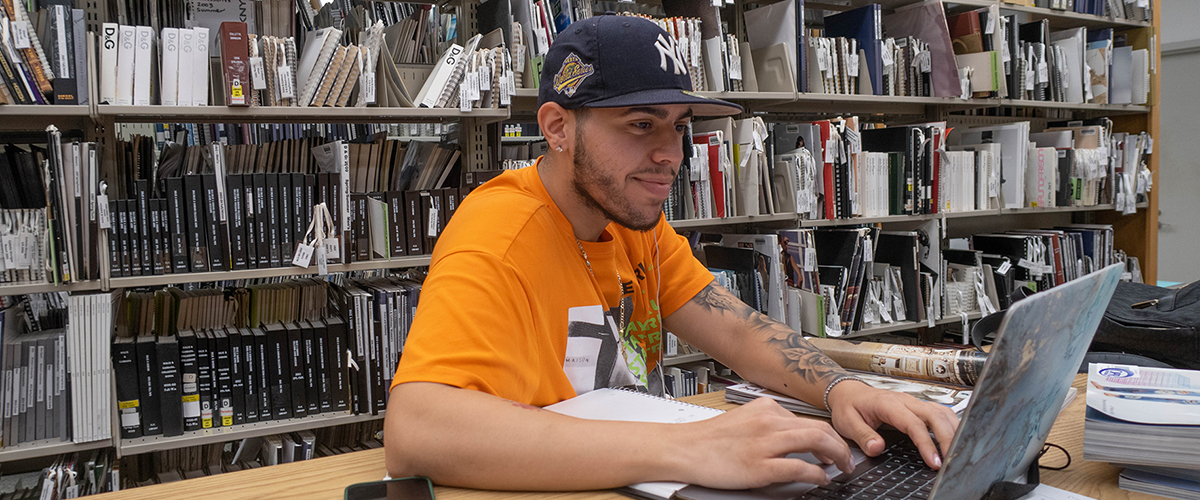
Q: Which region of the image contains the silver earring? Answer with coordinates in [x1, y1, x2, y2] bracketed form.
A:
[556, 146, 564, 152]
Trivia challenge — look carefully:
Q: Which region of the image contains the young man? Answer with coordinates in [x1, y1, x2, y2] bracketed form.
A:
[384, 15, 958, 490]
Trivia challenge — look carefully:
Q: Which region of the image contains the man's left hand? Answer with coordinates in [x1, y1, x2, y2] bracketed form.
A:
[825, 380, 960, 470]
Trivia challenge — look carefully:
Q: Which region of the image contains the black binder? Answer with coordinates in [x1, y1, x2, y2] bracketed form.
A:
[980, 254, 1016, 309]
[134, 180, 152, 275]
[324, 317, 349, 412]
[476, 0, 513, 49]
[165, 177, 190, 273]
[148, 199, 165, 275]
[1019, 20, 1051, 101]
[135, 334, 162, 436]
[299, 320, 319, 414]
[227, 327, 247, 425]
[107, 200, 122, 277]
[227, 174, 248, 270]
[177, 330, 202, 431]
[242, 174, 259, 269]
[196, 330, 215, 428]
[119, 199, 140, 276]
[387, 191, 408, 257]
[253, 173, 271, 268]
[291, 173, 307, 256]
[1056, 149, 1075, 207]
[183, 175, 210, 272]
[286, 322, 307, 418]
[278, 174, 294, 263]
[157, 200, 171, 274]
[265, 323, 291, 420]
[875, 231, 922, 321]
[267, 174, 282, 266]
[239, 327, 259, 423]
[252, 327, 272, 421]
[113, 336, 142, 439]
[404, 191, 424, 255]
[213, 328, 234, 427]
[157, 335, 183, 437]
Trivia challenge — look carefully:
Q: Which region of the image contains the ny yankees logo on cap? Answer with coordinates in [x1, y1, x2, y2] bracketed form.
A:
[536, 14, 742, 117]
[652, 34, 687, 75]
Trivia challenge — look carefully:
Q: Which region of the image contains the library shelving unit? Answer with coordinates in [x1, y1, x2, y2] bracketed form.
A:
[118, 411, 387, 456]
[0, 0, 1161, 478]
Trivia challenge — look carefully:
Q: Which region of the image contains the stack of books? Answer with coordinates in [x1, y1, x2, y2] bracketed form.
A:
[663, 115, 1152, 227]
[1083, 363, 1200, 500]
[111, 277, 419, 440]
[1, 291, 116, 449]
[0, 3, 88, 105]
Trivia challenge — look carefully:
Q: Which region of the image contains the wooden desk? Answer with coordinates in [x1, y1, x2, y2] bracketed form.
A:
[92, 374, 1157, 500]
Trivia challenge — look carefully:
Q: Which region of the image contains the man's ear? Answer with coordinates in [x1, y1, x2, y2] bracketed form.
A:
[538, 102, 574, 153]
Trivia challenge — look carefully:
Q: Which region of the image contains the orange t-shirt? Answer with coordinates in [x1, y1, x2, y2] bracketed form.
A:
[389, 161, 714, 406]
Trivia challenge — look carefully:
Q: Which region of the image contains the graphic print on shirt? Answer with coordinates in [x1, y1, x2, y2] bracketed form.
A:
[564, 296, 650, 395]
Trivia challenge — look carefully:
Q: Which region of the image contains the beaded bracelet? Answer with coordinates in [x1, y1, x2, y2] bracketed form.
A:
[823, 376, 866, 412]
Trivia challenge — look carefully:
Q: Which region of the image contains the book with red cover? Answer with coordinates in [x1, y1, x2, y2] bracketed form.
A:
[947, 11, 984, 55]
[691, 131, 727, 218]
[217, 22, 251, 106]
[804, 120, 835, 219]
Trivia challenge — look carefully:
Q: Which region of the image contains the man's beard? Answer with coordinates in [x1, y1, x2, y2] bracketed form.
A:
[570, 133, 666, 232]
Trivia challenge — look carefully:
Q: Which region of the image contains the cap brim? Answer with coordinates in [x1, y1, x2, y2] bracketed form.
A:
[582, 88, 743, 117]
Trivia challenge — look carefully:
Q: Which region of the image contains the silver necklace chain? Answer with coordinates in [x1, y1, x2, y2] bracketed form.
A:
[575, 239, 625, 336]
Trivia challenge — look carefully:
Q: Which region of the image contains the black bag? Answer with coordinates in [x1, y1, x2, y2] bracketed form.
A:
[970, 281, 1200, 371]
[1093, 281, 1200, 370]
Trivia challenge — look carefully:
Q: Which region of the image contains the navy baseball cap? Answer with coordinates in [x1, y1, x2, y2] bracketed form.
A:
[537, 14, 743, 117]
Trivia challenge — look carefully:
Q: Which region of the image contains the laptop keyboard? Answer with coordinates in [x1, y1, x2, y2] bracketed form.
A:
[799, 442, 938, 500]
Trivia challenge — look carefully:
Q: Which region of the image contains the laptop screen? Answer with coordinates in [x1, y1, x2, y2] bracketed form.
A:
[929, 264, 1122, 500]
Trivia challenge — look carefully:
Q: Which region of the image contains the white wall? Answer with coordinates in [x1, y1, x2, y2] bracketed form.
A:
[1157, 1, 1200, 283]
[1161, 0, 1200, 45]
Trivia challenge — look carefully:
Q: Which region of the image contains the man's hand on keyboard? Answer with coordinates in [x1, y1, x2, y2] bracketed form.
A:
[824, 381, 960, 470]
[677, 397, 855, 489]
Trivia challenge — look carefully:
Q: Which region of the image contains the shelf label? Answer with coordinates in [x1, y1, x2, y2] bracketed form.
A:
[13, 21, 30, 50]
[428, 206, 440, 237]
[97, 193, 111, 229]
[479, 68, 491, 91]
[460, 85, 472, 112]
[323, 238, 340, 260]
[292, 243, 314, 268]
[250, 57, 267, 90]
[466, 72, 481, 101]
[361, 72, 376, 104]
[277, 64, 295, 99]
[315, 244, 329, 275]
[15, 232, 32, 268]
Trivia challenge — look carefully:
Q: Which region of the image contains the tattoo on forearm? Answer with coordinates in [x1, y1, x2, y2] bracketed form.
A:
[691, 281, 848, 388]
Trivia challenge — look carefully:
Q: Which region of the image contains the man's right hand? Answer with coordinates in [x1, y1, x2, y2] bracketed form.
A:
[670, 397, 855, 490]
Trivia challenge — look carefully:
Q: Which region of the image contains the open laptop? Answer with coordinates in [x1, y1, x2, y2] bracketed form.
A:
[675, 263, 1124, 500]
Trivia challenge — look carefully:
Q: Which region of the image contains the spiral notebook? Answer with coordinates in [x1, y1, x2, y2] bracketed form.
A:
[545, 388, 724, 500]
